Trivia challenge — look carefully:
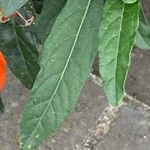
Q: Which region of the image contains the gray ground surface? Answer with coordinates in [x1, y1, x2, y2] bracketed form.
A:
[96, 99, 150, 150]
[126, 50, 150, 106]
[0, 73, 150, 150]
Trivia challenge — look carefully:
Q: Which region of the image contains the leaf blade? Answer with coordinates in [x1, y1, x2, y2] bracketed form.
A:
[122, 0, 137, 4]
[0, 23, 40, 89]
[98, 0, 139, 106]
[0, 0, 28, 16]
[36, 0, 67, 43]
[0, 96, 4, 113]
[20, 0, 103, 149]
[136, 9, 150, 50]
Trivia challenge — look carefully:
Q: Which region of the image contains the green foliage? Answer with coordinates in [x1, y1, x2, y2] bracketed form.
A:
[98, 0, 139, 106]
[36, 0, 67, 43]
[0, 96, 4, 113]
[32, 0, 44, 14]
[0, 22, 40, 89]
[20, 0, 103, 149]
[0, 0, 150, 149]
[0, 0, 28, 16]
[122, 0, 137, 4]
[136, 9, 150, 49]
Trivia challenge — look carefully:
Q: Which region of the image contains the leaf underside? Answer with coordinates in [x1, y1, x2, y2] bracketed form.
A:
[20, 0, 103, 149]
[98, 0, 139, 106]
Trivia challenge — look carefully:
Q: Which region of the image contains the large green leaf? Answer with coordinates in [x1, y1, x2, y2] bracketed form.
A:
[0, 23, 40, 89]
[136, 9, 150, 50]
[98, 0, 139, 106]
[36, 0, 67, 43]
[0, 96, 4, 113]
[20, 0, 103, 149]
[0, 0, 28, 16]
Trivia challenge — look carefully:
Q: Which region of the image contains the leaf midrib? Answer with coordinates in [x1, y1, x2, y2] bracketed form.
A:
[22, 0, 92, 147]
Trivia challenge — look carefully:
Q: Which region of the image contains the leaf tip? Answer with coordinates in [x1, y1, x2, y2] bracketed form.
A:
[108, 94, 125, 107]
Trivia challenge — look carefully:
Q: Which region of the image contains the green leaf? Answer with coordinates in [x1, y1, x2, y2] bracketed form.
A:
[136, 9, 150, 50]
[0, 23, 40, 89]
[0, 0, 28, 16]
[20, 0, 103, 149]
[36, 0, 67, 43]
[0, 96, 4, 113]
[32, 0, 44, 14]
[98, 0, 139, 106]
[122, 0, 137, 4]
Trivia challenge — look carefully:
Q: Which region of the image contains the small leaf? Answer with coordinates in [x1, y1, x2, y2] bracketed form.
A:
[136, 9, 150, 50]
[20, 0, 103, 149]
[0, 0, 28, 16]
[36, 0, 67, 43]
[98, 0, 139, 106]
[0, 23, 40, 89]
[0, 96, 4, 113]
